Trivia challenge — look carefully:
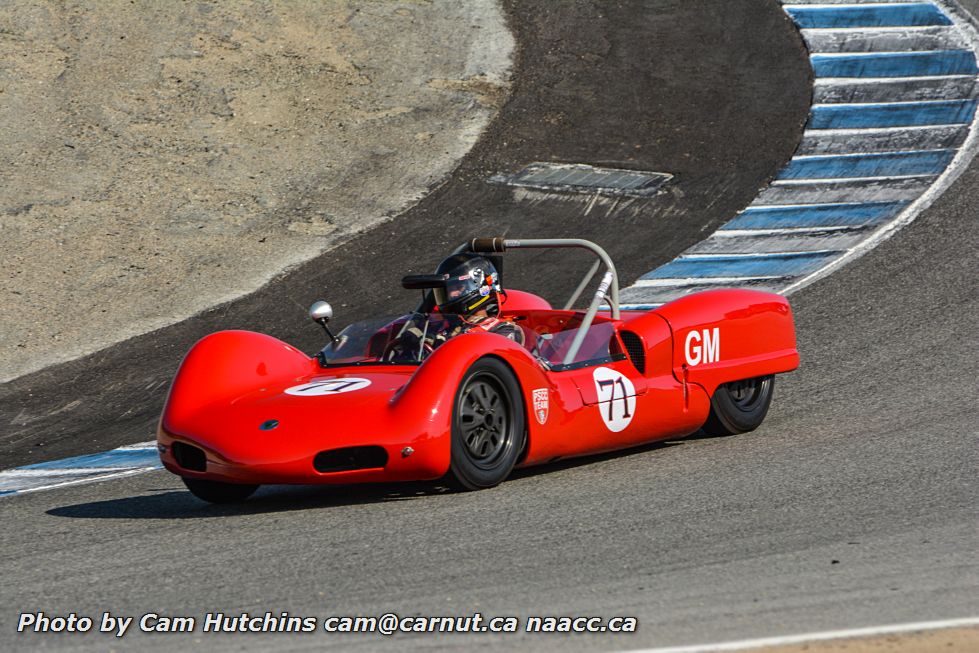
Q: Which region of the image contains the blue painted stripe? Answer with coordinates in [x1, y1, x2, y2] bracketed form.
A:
[786, 4, 951, 28]
[642, 251, 840, 279]
[723, 202, 909, 229]
[0, 490, 16, 497]
[778, 150, 955, 180]
[20, 446, 159, 471]
[811, 51, 978, 78]
[809, 100, 978, 128]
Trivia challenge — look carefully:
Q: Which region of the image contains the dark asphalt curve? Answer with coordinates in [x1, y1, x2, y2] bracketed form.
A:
[6, 0, 976, 652]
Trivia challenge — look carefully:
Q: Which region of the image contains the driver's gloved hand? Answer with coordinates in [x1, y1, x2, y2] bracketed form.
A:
[401, 326, 426, 349]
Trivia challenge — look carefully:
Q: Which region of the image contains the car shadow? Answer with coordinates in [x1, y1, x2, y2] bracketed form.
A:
[509, 436, 692, 480]
[46, 430, 719, 520]
[46, 481, 455, 520]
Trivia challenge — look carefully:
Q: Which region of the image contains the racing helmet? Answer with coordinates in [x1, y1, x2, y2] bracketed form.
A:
[433, 253, 502, 317]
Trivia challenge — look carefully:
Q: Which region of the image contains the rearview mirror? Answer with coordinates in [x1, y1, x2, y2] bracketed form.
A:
[309, 301, 333, 324]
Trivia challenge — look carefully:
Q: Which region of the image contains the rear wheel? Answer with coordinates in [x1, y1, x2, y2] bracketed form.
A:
[448, 357, 526, 490]
[182, 477, 259, 504]
[702, 375, 775, 436]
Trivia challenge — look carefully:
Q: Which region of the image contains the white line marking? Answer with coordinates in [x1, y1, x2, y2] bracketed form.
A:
[798, 123, 969, 134]
[800, 26, 959, 33]
[2, 467, 152, 477]
[811, 97, 977, 106]
[715, 226, 867, 235]
[114, 442, 157, 451]
[8, 468, 161, 496]
[785, 3, 948, 8]
[809, 48, 972, 57]
[678, 250, 840, 258]
[745, 200, 899, 208]
[0, 440, 162, 497]
[771, 174, 938, 183]
[813, 74, 975, 83]
[632, 276, 786, 287]
[617, 617, 979, 653]
[788, 146, 953, 158]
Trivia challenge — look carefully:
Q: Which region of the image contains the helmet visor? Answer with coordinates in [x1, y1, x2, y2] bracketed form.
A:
[435, 267, 490, 310]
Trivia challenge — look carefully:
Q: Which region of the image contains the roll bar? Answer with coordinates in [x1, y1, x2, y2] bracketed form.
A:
[456, 237, 620, 366]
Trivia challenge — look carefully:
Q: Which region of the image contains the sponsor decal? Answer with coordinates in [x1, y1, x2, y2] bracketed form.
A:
[684, 328, 720, 366]
[532, 388, 549, 425]
[285, 377, 371, 396]
[593, 367, 636, 432]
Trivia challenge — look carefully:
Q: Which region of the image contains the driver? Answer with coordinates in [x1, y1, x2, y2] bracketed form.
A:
[392, 253, 525, 359]
[431, 253, 525, 346]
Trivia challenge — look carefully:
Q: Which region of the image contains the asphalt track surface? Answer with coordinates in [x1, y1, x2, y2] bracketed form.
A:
[1, 1, 977, 652]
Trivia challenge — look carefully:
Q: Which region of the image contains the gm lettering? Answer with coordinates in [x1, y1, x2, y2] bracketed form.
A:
[684, 328, 719, 366]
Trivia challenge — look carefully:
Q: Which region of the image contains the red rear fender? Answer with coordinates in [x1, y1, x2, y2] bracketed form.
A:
[653, 289, 799, 395]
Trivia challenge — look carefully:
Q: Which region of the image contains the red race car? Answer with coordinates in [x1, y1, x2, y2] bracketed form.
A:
[158, 238, 799, 503]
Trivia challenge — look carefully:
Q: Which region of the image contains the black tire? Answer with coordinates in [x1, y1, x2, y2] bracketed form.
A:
[702, 375, 775, 436]
[448, 357, 526, 490]
[182, 477, 259, 504]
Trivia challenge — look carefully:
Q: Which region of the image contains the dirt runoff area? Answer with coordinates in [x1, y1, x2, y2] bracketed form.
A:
[0, 0, 513, 382]
[741, 626, 979, 653]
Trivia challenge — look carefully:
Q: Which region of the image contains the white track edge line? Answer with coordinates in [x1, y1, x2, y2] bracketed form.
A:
[771, 173, 937, 183]
[788, 147, 954, 158]
[677, 250, 840, 259]
[811, 97, 976, 106]
[713, 226, 867, 235]
[631, 276, 786, 287]
[810, 48, 973, 57]
[786, 2, 949, 8]
[813, 74, 975, 82]
[800, 26, 959, 33]
[615, 616, 979, 653]
[799, 123, 969, 134]
[6, 468, 161, 496]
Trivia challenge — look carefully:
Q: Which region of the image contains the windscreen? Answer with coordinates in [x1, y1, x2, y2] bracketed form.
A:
[534, 320, 618, 368]
[318, 313, 469, 366]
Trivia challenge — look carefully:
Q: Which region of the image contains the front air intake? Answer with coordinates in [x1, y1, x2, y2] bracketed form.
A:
[619, 331, 646, 375]
[313, 446, 388, 473]
[172, 441, 207, 472]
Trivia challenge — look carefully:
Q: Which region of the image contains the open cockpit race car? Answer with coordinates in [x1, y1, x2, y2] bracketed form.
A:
[158, 238, 799, 503]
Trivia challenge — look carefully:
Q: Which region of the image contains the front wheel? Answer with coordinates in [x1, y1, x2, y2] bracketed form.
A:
[182, 477, 259, 504]
[448, 357, 526, 490]
[702, 375, 775, 436]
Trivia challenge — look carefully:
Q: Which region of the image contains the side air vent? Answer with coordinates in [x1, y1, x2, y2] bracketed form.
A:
[620, 331, 646, 375]
[172, 442, 207, 472]
[313, 446, 388, 473]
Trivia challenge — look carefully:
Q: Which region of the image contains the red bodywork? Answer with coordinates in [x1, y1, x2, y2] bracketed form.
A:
[158, 288, 798, 485]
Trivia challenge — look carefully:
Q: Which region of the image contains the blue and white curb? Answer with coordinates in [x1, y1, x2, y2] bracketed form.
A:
[620, 0, 979, 308]
[0, 442, 160, 497]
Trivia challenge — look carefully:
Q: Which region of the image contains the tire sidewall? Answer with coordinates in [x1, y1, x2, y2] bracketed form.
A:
[708, 375, 775, 435]
[449, 357, 526, 490]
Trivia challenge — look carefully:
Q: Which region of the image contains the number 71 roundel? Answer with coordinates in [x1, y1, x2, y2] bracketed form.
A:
[592, 367, 636, 432]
